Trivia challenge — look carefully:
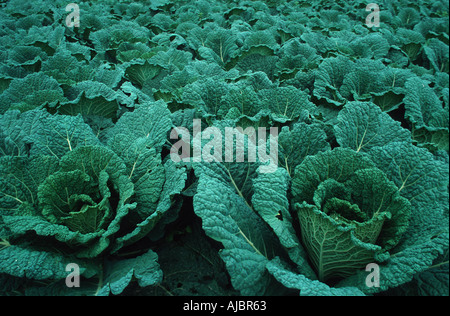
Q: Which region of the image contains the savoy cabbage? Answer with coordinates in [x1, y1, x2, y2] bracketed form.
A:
[0, 0, 448, 296]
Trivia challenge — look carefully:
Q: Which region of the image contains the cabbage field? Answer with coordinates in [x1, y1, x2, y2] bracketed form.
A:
[0, 0, 448, 297]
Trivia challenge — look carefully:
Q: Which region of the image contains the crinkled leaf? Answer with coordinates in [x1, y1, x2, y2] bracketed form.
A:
[0, 245, 90, 281]
[314, 56, 354, 106]
[98, 250, 163, 296]
[267, 257, 365, 296]
[0, 109, 101, 158]
[0, 155, 59, 216]
[258, 86, 315, 123]
[404, 77, 449, 131]
[0, 73, 66, 114]
[108, 101, 172, 151]
[278, 122, 330, 176]
[335, 101, 411, 152]
[193, 160, 282, 295]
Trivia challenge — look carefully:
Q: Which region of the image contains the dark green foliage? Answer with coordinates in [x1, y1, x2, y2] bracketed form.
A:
[0, 0, 448, 296]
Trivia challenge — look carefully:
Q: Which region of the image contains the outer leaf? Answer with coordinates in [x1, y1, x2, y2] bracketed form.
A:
[335, 101, 411, 153]
[278, 122, 330, 177]
[182, 78, 230, 117]
[98, 250, 163, 296]
[313, 56, 354, 106]
[424, 38, 449, 73]
[0, 73, 66, 114]
[258, 86, 315, 123]
[218, 83, 262, 119]
[0, 245, 88, 281]
[41, 49, 93, 85]
[370, 143, 449, 232]
[108, 101, 172, 151]
[242, 29, 279, 52]
[150, 48, 193, 73]
[111, 159, 187, 252]
[414, 256, 449, 296]
[193, 160, 281, 295]
[234, 49, 279, 81]
[276, 39, 321, 75]
[58, 93, 119, 120]
[124, 60, 162, 88]
[252, 167, 316, 279]
[1, 215, 101, 246]
[0, 155, 59, 216]
[197, 27, 239, 67]
[404, 77, 449, 131]
[0, 109, 101, 158]
[267, 257, 365, 296]
[350, 34, 390, 59]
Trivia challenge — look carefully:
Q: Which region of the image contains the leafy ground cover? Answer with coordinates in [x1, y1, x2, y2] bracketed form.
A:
[0, 0, 448, 296]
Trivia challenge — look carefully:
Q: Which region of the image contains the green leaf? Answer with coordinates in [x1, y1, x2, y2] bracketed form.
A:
[0, 73, 66, 114]
[66, 80, 129, 106]
[197, 27, 239, 67]
[1, 215, 101, 246]
[58, 92, 119, 120]
[411, 126, 449, 152]
[106, 102, 184, 250]
[368, 142, 449, 231]
[218, 83, 262, 119]
[350, 34, 390, 59]
[258, 86, 315, 123]
[0, 155, 59, 216]
[0, 245, 87, 281]
[295, 202, 380, 282]
[404, 77, 449, 131]
[267, 257, 365, 296]
[395, 28, 425, 61]
[89, 21, 151, 52]
[8, 45, 47, 67]
[277, 38, 321, 75]
[414, 254, 449, 296]
[108, 101, 172, 151]
[182, 78, 230, 117]
[38, 170, 102, 229]
[404, 77, 449, 150]
[234, 48, 279, 81]
[52, 146, 136, 257]
[0, 109, 101, 158]
[252, 168, 296, 249]
[292, 147, 375, 205]
[335, 101, 412, 153]
[98, 250, 163, 296]
[398, 7, 421, 28]
[314, 56, 354, 106]
[340, 61, 382, 101]
[149, 48, 193, 73]
[124, 60, 162, 88]
[252, 168, 316, 278]
[354, 142, 450, 293]
[22, 25, 66, 51]
[424, 39, 449, 73]
[278, 122, 330, 177]
[193, 160, 281, 295]
[111, 159, 186, 252]
[242, 29, 279, 52]
[41, 49, 93, 85]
